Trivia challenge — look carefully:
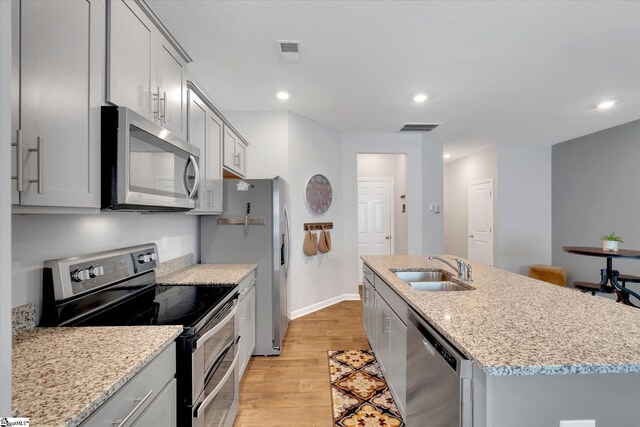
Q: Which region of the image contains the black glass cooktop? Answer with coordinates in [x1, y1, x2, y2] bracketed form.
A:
[49, 272, 235, 332]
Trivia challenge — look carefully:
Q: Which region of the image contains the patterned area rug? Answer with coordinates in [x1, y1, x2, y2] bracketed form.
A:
[328, 350, 405, 427]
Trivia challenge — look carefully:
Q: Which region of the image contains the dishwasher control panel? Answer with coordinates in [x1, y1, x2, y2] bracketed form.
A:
[423, 326, 458, 371]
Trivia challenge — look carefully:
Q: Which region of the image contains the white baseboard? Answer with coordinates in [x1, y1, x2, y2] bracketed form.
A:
[290, 293, 361, 320]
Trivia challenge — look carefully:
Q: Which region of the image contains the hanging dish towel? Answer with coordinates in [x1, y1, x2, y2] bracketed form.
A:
[303, 229, 318, 256]
[318, 227, 332, 253]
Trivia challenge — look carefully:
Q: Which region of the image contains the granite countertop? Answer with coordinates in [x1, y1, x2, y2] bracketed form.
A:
[156, 263, 257, 286]
[12, 325, 183, 426]
[362, 255, 640, 376]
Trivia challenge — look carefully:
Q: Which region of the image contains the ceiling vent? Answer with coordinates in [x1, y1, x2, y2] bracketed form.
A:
[276, 40, 302, 63]
[399, 123, 441, 132]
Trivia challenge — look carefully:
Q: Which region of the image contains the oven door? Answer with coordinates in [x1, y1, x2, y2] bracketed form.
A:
[193, 336, 240, 427]
[192, 296, 239, 400]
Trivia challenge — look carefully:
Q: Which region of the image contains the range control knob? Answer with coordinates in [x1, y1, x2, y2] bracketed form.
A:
[71, 268, 91, 282]
[149, 253, 157, 262]
[88, 265, 105, 278]
[138, 253, 152, 263]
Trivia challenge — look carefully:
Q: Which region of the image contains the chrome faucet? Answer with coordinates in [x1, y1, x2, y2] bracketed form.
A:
[428, 256, 473, 281]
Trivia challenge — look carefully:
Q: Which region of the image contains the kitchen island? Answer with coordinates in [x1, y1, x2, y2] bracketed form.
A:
[362, 255, 640, 427]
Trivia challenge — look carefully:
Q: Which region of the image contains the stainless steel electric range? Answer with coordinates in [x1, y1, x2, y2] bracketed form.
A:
[41, 243, 239, 427]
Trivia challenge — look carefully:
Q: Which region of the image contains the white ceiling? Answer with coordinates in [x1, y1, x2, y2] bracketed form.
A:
[150, 0, 640, 161]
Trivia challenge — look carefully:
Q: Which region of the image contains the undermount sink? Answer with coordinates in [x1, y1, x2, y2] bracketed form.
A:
[393, 270, 473, 292]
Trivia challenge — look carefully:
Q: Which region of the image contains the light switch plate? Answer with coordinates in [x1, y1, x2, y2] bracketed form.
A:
[560, 421, 596, 427]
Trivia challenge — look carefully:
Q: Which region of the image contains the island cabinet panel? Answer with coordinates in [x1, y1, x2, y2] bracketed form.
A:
[363, 264, 407, 420]
[473, 369, 640, 427]
[362, 279, 376, 347]
[14, 0, 103, 208]
[80, 343, 176, 426]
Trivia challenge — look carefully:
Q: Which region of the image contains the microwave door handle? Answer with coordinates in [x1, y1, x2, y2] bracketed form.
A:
[185, 155, 200, 200]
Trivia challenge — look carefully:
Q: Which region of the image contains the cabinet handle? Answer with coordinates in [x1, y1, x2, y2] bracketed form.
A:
[152, 86, 160, 120]
[28, 136, 43, 194]
[112, 389, 153, 426]
[161, 91, 167, 123]
[383, 313, 390, 334]
[11, 129, 23, 192]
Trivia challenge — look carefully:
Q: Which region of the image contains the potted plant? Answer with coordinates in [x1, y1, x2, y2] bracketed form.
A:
[601, 232, 623, 252]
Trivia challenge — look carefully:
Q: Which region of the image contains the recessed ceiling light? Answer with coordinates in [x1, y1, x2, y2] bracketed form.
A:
[443, 153, 451, 159]
[413, 93, 428, 103]
[597, 100, 616, 110]
[276, 91, 290, 100]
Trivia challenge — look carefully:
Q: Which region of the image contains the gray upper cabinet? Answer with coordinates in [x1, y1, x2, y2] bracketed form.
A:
[107, 0, 189, 140]
[156, 39, 186, 137]
[187, 85, 223, 214]
[223, 126, 247, 177]
[12, 0, 103, 208]
[107, 0, 155, 122]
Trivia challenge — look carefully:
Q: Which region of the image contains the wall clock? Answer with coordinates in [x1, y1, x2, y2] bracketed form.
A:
[305, 174, 333, 215]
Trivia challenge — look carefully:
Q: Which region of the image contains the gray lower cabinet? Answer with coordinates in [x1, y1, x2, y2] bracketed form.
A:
[238, 270, 257, 378]
[11, 0, 103, 208]
[362, 279, 376, 348]
[187, 85, 223, 214]
[363, 265, 407, 420]
[80, 343, 177, 426]
[238, 285, 256, 377]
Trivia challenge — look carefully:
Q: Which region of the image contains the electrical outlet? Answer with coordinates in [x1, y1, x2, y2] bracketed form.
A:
[559, 420, 595, 427]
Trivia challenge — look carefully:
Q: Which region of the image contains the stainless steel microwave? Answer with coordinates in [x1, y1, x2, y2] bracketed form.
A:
[101, 106, 200, 211]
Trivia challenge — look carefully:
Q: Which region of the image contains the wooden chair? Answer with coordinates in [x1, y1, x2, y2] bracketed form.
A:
[528, 265, 567, 287]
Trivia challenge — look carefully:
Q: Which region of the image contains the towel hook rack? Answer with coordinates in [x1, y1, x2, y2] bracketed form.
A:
[304, 222, 333, 231]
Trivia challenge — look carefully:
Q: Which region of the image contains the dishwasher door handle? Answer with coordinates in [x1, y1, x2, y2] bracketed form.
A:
[420, 335, 436, 356]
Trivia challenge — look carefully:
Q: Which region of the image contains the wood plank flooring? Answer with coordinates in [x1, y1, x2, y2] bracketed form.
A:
[234, 300, 370, 427]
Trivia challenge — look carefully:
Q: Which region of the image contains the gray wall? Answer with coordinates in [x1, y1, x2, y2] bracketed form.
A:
[444, 145, 552, 274]
[553, 119, 640, 285]
[497, 145, 552, 275]
[444, 146, 498, 258]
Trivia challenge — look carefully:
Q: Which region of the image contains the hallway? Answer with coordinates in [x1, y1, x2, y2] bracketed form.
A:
[234, 300, 369, 426]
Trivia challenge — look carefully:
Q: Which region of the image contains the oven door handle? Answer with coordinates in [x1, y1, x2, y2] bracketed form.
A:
[194, 350, 239, 418]
[194, 295, 239, 349]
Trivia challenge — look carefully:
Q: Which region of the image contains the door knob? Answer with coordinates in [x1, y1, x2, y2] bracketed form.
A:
[468, 235, 474, 238]
[385, 235, 391, 240]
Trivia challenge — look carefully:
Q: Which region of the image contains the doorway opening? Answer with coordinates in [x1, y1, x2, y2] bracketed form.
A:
[357, 153, 408, 282]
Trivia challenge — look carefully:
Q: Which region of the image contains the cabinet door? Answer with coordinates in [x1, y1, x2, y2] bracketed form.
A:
[206, 112, 223, 212]
[387, 310, 407, 418]
[187, 90, 207, 210]
[238, 286, 256, 378]
[132, 379, 176, 427]
[157, 38, 186, 138]
[10, 0, 19, 205]
[20, 0, 103, 207]
[108, 0, 156, 121]
[223, 127, 237, 172]
[236, 141, 247, 177]
[374, 292, 389, 374]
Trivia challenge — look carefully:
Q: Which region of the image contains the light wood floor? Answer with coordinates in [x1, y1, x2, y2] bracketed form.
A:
[234, 300, 370, 427]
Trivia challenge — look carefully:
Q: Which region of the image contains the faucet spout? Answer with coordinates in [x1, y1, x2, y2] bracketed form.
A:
[428, 256, 467, 280]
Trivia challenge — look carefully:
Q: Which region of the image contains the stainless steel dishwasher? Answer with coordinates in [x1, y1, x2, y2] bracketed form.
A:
[406, 310, 473, 427]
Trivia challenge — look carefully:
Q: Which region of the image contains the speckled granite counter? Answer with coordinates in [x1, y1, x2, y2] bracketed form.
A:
[156, 263, 257, 286]
[362, 255, 640, 376]
[12, 325, 183, 426]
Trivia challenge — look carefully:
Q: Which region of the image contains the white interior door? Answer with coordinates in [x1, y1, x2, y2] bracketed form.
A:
[468, 180, 493, 266]
[358, 179, 393, 282]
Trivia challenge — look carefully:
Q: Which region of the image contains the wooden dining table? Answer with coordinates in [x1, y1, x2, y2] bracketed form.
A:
[563, 246, 640, 306]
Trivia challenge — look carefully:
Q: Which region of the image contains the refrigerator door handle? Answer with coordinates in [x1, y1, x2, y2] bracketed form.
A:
[284, 205, 290, 277]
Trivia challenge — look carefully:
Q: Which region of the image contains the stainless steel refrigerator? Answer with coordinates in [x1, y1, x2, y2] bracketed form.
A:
[200, 177, 290, 356]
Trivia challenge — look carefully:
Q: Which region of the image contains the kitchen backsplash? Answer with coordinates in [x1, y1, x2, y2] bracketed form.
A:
[12, 303, 36, 335]
[156, 253, 196, 277]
